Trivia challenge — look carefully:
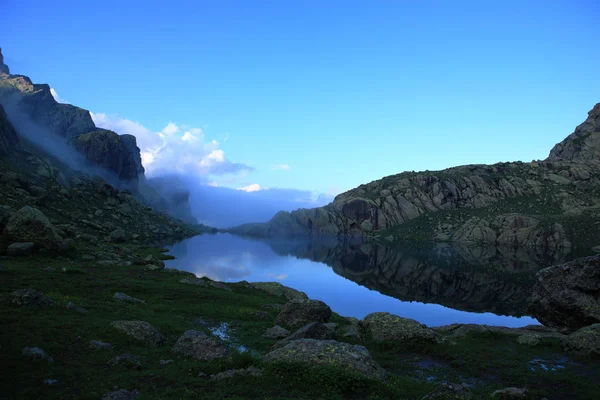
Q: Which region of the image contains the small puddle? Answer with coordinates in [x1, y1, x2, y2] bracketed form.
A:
[209, 322, 249, 353]
[528, 357, 567, 372]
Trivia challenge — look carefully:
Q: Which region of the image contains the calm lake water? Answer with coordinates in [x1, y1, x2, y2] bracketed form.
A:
[165, 233, 570, 327]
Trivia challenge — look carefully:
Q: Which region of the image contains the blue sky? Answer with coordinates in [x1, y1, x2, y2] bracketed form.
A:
[2, 0, 599, 196]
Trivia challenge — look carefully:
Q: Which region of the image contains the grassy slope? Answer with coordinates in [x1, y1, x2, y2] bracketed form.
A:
[0, 247, 598, 400]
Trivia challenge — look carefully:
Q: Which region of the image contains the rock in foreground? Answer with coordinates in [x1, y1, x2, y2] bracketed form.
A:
[360, 312, 440, 343]
[561, 324, 600, 356]
[172, 330, 229, 361]
[275, 299, 332, 329]
[263, 339, 386, 380]
[529, 255, 600, 332]
[110, 320, 164, 347]
[3, 206, 64, 250]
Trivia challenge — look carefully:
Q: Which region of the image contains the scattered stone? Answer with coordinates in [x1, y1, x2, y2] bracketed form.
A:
[101, 389, 140, 400]
[253, 311, 271, 320]
[360, 312, 440, 343]
[275, 322, 336, 347]
[159, 359, 173, 366]
[275, 299, 332, 329]
[11, 288, 53, 307]
[22, 347, 54, 362]
[263, 325, 290, 339]
[110, 320, 165, 346]
[113, 292, 146, 304]
[6, 242, 35, 256]
[172, 330, 229, 361]
[43, 379, 58, 386]
[179, 277, 207, 286]
[250, 282, 308, 300]
[210, 366, 263, 380]
[516, 334, 541, 346]
[108, 354, 143, 369]
[263, 339, 386, 380]
[528, 255, 600, 332]
[561, 323, 600, 356]
[109, 228, 126, 243]
[422, 382, 473, 399]
[490, 387, 528, 399]
[198, 371, 207, 378]
[66, 302, 89, 313]
[90, 340, 113, 350]
[4, 206, 64, 250]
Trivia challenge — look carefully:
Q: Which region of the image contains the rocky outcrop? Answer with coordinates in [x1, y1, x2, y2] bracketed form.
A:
[3, 206, 64, 250]
[561, 323, 600, 356]
[263, 339, 387, 380]
[0, 104, 19, 156]
[548, 103, 600, 163]
[528, 255, 600, 332]
[172, 330, 229, 361]
[110, 320, 165, 347]
[232, 103, 600, 251]
[360, 312, 440, 343]
[274, 299, 332, 329]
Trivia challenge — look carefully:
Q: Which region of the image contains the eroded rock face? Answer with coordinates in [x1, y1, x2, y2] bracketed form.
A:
[360, 312, 440, 343]
[172, 330, 229, 361]
[263, 339, 386, 380]
[275, 299, 332, 329]
[549, 103, 600, 163]
[110, 320, 164, 347]
[528, 255, 600, 332]
[3, 206, 64, 250]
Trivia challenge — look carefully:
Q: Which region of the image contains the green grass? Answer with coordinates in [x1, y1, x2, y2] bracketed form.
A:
[0, 250, 599, 399]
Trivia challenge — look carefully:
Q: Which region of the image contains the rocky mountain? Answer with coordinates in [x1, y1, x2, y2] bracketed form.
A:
[0, 104, 19, 156]
[232, 103, 600, 252]
[0, 47, 143, 184]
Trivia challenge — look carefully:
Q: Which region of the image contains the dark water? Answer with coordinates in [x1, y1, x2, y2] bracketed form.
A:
[165, 233, 571, 327]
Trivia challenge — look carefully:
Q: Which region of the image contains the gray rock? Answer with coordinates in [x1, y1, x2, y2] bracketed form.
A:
[109, 228, 126, 243]
[561, 323, 600, 356]
[253, 311, 271, 320]
[210, 366, 263, 380]
[90, 340, 113, 350]
[275, 299, 332, 329]
[3, 206, 64, 250]
[250, 282, 308, 300]
[262, 325, 290, 339]
[263, 339, 386, 380]
[113, 292, 146, 304]
[12, 288, 53, 307]
[6, 242, 35, 256]
[275, 322, 336, 347]
[490, 387, 528, 399]
[110, 320, 164, 346]
[262, 303, 285, 311]
[22, 347, 54, 362]
[43, 379, 59, 386]
[159, 359, 173, 365]
[108, 354, 143, 369]
[341, 324, 361, 340]
[360, 312, 440, 343]
[101, 389, 140, 400]
[66, 302, 89, 313]
[528, 255, 600, 332]
[209, 280, 232, 291]
[179, 277, 207, 286]
[516, 334, 541, 346]
[172, 330, 229, 361]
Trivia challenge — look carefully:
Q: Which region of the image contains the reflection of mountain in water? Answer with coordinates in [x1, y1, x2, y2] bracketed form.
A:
[261, 237, 573, 317]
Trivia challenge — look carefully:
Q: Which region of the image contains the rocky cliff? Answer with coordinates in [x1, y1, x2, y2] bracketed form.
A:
[0, 104, 19, 156]
[0, 48, 143, 183]
[233, 103, 600, 251]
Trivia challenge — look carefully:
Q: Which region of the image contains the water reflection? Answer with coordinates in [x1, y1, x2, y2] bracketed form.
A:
[165, 233, 572, 327]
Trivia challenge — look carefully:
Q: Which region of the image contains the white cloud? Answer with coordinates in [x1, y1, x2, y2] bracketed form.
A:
[266, 273, 288, 281]
[50, 88, 68, 104]
[90, 113, 253, 178]
[271, 164, 291, 171]
[237, 183, 261, 192]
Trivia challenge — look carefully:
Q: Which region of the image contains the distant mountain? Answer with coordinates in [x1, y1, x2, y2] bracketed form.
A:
[231, 103, 600, 253]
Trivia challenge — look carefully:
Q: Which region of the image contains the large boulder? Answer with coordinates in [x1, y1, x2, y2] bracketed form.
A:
[6, 242, 35, 256]
[3, 206, 63, 250]
[561, 324, 600, 356]
[172, 330, 229, 361]
[263, 339, 386, 380]
[250, 282, 308, 300]
[528, 255, 600, 332]
[110, 320, 164, 347]
[360, 312, 440, 343]
[275, 299, 332, 329]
